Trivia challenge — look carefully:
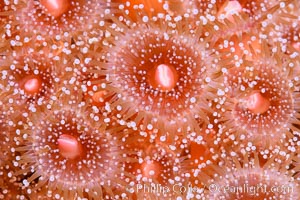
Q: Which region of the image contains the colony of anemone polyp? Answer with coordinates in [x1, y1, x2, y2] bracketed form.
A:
[1, 0, 300, 199]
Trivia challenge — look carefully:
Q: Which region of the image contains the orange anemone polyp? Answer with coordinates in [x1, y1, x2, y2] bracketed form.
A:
[57, 134, 83, 159]
[148, 64, 178, 92]
[141, 160, 163, 182]
[243, 92, 271, 114]
[189, 142, 210, 162]
[19, 75, 43, 95]
[40, 0, 71, 18]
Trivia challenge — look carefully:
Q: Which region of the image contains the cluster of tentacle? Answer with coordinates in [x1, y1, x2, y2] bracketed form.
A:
[0, 0, 300, 199]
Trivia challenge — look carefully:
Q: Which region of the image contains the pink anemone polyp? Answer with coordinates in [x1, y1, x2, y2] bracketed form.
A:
[95, 17, 218, 135]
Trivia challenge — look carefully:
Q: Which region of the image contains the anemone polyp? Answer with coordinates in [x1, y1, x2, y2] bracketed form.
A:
[125, 139, 178, 185]
[217, 43, 300, 149]
[175, 125, 222, 194]
[126, 142, 187, 199]
[95, 15, 217, 135]
[16, 100, 127, 199]
[39, 0, 71, 18]
[201, 153, 300, 200]
[16, 0, 106, 39]
[205, 1, 295, 45]
[0, 53, 61, 104]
